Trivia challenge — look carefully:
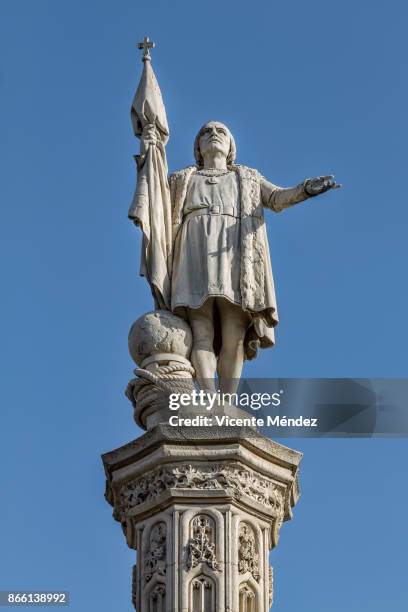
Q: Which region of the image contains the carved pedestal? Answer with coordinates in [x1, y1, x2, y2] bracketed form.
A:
[102, 425, 301, 612]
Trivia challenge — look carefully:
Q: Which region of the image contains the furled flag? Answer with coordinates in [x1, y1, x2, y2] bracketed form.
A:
[128, 40, 172, 310]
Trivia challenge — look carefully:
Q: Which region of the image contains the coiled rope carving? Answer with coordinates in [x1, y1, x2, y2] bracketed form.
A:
[125, 363, 196, 421]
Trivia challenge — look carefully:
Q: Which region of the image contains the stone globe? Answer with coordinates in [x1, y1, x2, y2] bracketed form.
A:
[128, 310, 193, 366]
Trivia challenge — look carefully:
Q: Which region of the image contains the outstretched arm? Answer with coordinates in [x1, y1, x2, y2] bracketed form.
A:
[262, 175, 341, 212]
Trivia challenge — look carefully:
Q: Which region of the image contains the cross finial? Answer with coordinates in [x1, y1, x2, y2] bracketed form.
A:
[137, 36, 155, 62]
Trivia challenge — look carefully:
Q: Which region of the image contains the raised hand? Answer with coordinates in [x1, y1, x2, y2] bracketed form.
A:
[304, 175, 341, 197]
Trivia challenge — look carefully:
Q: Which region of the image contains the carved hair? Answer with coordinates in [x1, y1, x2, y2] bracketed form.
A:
[194, 121, 237, 167]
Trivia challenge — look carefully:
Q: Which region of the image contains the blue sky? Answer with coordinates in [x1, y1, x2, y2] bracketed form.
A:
[0, 1, 407, 610]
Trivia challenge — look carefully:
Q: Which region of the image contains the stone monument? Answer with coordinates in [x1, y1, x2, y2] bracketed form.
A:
[102, 37, 340, 611]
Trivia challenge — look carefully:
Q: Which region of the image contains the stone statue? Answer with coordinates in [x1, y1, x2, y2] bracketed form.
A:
[129, 39, 341, 394]
[104, 40, 305, 612]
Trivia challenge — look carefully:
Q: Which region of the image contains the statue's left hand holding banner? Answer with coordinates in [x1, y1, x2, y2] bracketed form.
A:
[128, 46, 172, 310]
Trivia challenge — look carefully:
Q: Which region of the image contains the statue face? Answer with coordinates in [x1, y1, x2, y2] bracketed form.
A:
[198, 121, 231, 160]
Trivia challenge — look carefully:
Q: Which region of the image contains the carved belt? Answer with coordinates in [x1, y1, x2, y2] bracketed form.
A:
[184, 205, 239, 219]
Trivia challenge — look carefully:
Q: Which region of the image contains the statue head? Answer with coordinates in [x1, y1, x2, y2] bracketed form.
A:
[194, 121, 236, 167]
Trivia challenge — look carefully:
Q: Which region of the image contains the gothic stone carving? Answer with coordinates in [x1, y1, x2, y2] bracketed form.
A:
[120, 463, 285, 516]
[239, 583, 256, 612]
[191, 576, 216, 612]
[143, 522, 166, 583]
[149, 584, 165, 612]
[238, 523, 260, 582]
[187, 515, 219, 571]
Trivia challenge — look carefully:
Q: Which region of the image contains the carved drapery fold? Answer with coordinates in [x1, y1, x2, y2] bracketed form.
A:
[238, 523, 260, 582]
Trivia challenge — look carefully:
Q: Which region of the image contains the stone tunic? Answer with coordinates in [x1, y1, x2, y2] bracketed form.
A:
[171, 171, 277, 313]
[169, 164, 308, 359]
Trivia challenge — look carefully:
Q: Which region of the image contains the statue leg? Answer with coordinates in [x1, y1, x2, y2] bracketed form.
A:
[216, 298, 251, 395]
[187, 298, 217, 392]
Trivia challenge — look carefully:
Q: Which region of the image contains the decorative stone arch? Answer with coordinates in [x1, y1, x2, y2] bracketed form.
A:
[180, 507, 225, 611]
[189, 573, 216, 612]
[137, 513, 172, 611]
[187, 513, 218, 571]
[140, 513, 172, 565]
[239, 582, 257, 612]
[181, 508, 225, 569]
[142, 521, 167, 585]
[147, 581, 166, 612]
[238, 522, 261, 582]
[231, 513, 266, 611]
